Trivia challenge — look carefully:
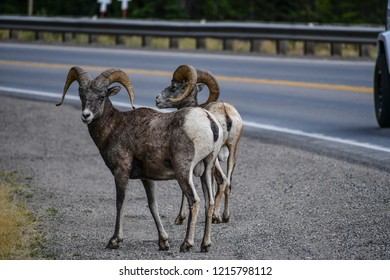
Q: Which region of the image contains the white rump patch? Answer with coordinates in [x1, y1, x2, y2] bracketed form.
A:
[183, 108, 223, 165]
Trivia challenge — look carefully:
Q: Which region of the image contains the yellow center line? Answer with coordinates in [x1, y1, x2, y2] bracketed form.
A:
[0, 59, 171, 77]
[217, 75, 372, 94]
[0, 59, 372, 94]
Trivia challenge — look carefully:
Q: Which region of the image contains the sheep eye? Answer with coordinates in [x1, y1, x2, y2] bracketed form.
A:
[171, 83, 178, 91]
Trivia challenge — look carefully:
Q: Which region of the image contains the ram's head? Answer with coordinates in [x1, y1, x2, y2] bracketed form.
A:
[57, 67, 135, 124]
[156, 64, 220, 109]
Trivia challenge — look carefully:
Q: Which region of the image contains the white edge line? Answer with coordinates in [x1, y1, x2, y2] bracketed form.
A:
[244, 121, 390, 153]
[1, 86, 389, 153]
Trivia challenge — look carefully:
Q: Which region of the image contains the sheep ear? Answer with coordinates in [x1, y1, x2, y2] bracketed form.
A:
[108, 86, 121, 96]
[196, 83, 205, 92]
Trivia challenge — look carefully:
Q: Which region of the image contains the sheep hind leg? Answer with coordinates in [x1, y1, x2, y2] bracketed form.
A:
[223, 184, 232, 223]
[175, 160, 205, 225]
[174, 194, 187, 225]
[212, 159, 228, 224]
[176, 172, 200, 253]
[142, 179, 170, 251]
[200, 159, 216, 252]
[222, 142, 239, 223]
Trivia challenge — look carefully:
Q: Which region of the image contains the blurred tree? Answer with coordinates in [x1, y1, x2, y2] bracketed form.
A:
[34, 0, 98, 16]
[0, 0, 387, 24]
[0, 0, 28, 15]
[129, 0, 187, 19]
[314, 0, 387, 24]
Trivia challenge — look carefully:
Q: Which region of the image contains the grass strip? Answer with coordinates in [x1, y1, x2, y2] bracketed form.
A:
[0, 171, 42, 259]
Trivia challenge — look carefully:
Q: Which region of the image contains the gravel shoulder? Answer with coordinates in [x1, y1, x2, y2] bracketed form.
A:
[1, 95, 389, 260]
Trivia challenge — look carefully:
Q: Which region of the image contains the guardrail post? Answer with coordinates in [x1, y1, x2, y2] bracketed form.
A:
[251, 39, 261, 52]
[36, 31, 44, 41]
[116, 35, 125, 45]
[196, 38, 206, 49]
[170, 37, 179, 48]
[10, 29, 18, 40]
[142, 36, 152, 47]
[331, 42, 342, 56]
[277, 40, 288, 55]
[360, 44, 371, 57]
[304, 41, 315, 55]
[224, 39, 234, 51]
[89, 34, 97, 44]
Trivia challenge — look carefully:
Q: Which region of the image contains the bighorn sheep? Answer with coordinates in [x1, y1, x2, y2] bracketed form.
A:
[156, 64, 243, 224]
[56, 66, 224, 252]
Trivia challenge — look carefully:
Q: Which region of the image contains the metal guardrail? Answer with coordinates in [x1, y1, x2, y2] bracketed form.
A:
[0, 15, 384, 57]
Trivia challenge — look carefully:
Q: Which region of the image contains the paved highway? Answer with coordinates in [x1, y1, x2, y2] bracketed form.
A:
[0, 42, 389, 167]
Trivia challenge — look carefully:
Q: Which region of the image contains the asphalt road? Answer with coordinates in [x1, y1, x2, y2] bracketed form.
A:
[1, 42, 388, 151]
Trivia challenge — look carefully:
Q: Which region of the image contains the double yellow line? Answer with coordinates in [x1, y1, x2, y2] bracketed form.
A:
[0, 59, 372, 94]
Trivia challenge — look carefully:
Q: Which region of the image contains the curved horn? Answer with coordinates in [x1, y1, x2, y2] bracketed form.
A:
[196, 69, 220, 106]
[56, 66, 91, 106]
[168, 64, 197, 103]
[94, 68, 135, 110]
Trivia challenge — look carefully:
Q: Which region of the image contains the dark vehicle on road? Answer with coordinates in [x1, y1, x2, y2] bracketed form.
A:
[374, 0, 390, 127]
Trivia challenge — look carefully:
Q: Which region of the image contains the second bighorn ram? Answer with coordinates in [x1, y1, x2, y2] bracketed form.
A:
[156, 64, 243, 224]
[56, 66, 224, 252]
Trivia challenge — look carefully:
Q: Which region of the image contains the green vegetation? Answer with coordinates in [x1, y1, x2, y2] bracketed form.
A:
[0, 171, 42, 259]
[0, 0, 387, 25]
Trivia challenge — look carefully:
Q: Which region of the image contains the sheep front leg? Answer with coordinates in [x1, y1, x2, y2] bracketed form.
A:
[212, 160, 228, 224]
[141, 179, 170, 251]
[106, 174, 128, 249]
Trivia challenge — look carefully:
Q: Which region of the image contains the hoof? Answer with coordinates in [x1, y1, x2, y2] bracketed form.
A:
[180, 241, 193, 253]
[106, 237, 123, 249]
[212, 215, 222, 224]
[174, 216, 186, 225]
[159, 239, 170, 251]
[201, 242, 211, 252]
[222, 216, 230, 223]
[106, 242, 120, 249]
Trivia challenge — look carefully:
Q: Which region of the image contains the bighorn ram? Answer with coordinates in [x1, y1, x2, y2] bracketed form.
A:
[156, 64, 243, 224]
[56, 66, 223, 252]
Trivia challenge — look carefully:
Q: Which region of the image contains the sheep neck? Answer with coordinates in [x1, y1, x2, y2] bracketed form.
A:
[176, 96, 199, 110]
[87, 99, 119, 150]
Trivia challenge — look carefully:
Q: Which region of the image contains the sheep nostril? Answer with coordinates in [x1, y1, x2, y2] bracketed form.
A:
[81, 110, 92, 120]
